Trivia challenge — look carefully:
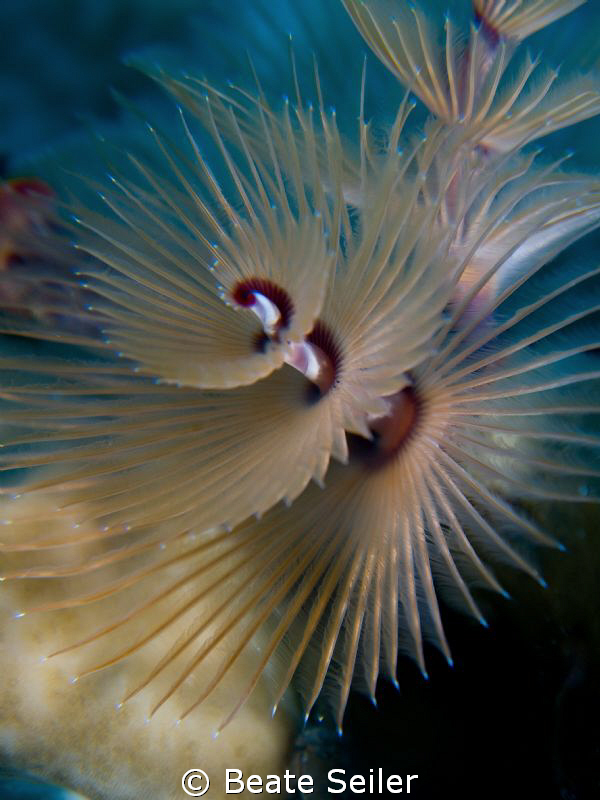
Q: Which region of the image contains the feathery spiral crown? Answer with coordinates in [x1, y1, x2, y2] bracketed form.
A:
[1, 0, 600, 733]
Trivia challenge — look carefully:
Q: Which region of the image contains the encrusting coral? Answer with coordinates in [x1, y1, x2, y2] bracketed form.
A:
[1, 0, 600, 792]
[0, 494, 292, 799]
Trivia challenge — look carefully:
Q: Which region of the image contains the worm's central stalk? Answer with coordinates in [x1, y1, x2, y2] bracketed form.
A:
[284, 320, 342, 399]
[349, 386, 421, 470]
[232, 279, 294, 342]
[368, 387, 420, 457]
[245, 291, 281, 337]
[284, 340, 335, 395]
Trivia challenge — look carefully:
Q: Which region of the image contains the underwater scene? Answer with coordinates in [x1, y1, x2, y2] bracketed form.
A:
[1, 1, 600, 798]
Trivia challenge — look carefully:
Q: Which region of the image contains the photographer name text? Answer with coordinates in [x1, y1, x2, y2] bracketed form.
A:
[182, 767, 418, 796]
